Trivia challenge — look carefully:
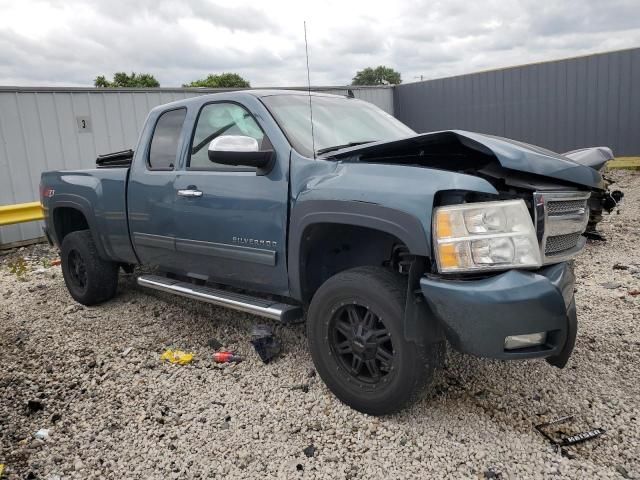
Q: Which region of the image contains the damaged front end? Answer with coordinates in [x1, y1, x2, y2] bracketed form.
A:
[563, 146, 624, 241]
[326, 130, 605, 367]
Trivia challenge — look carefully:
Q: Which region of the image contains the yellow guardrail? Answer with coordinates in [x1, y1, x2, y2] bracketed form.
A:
[0, 202, 44, 226]
[609, 157, 640, 170]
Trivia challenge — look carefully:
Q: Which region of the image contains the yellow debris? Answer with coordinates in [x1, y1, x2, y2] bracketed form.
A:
[0, 463, 4, 478]
[160, 349, 194, 365]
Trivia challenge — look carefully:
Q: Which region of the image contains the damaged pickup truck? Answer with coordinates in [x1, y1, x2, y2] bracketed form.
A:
[41, 91, 606, 414]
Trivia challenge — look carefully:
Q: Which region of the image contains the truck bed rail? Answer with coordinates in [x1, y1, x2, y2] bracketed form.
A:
[96, 149, 134, 168]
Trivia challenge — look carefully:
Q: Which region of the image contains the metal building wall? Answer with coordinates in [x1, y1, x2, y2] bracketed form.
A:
[394, 47, 640, 157]
[0, 86, 393, 245]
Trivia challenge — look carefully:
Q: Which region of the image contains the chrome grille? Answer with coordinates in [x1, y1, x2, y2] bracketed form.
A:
[533, 191, 590, 264]
[545, 232, 583, 255]
[547, 200, 587, 215]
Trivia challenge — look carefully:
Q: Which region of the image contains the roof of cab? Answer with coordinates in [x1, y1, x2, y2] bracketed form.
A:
[245, 89, 345, 98]
[148, 89, 348, 114]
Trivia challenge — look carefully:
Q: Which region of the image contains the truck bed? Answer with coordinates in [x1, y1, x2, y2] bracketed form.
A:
[41, 168, 137, 264]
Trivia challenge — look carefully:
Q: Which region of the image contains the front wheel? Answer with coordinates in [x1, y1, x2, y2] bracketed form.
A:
[61, 230, 119, 305]
[307, 266, 436, 415]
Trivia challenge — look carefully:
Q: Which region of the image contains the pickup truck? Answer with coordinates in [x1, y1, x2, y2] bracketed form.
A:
[41, 90, 604, 415]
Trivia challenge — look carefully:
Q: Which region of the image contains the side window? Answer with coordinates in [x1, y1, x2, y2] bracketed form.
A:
[189, 103, 267, 170]
[148, 108, 187, 170]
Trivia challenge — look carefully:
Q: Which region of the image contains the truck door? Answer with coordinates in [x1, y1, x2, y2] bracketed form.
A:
[128, 107, 187, 268]
[171, 101, 289, 296]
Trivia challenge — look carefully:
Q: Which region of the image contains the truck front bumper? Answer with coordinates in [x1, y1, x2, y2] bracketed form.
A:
[420, 262, 576, 367]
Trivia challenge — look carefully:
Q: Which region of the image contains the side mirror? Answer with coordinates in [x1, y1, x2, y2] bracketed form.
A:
[208, 135, 274, 170]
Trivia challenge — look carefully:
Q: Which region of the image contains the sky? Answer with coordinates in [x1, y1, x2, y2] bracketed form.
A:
[0, 0, 639, 87]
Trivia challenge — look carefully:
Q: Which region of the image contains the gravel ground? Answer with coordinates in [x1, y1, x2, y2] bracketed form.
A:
[1, 170, 638, 480]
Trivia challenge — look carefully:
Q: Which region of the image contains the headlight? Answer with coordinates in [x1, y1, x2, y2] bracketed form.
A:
[433, 199, 541, 273]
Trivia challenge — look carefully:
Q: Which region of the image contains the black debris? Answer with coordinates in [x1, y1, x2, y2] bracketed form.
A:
[296, 464, 304, 471]
[534, 415, 605, 451]
[250, 324, 281, 364]
[207, 338, 222, 350]
[303, 444, 316, 458]
[26, 399, 44, 414]
[585, 230, 607, 242]
[561, 428, 605, 446]
[613, 264, 629, 271]
[484, 467, 503, 479]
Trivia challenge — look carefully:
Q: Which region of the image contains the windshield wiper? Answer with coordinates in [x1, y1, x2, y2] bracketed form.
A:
[316, 141, 376, 155]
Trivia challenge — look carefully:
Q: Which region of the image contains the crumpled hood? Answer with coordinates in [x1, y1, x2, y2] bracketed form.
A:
[327, 130, 603, 190]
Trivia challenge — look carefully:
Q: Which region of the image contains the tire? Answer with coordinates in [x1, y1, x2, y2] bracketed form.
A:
[307, 266, 437, 415]
[61, 230, 119, 305]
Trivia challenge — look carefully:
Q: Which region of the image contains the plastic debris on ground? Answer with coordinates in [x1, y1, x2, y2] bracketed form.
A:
[160, 349, 194, 365]
[213, 351, 243, 363]
[26, 399, 44, 414]
[0, 464, 4, 478]
[250, 324, 281, 363]
[34, 429, 50, 441]
[534, 415, 605, 454]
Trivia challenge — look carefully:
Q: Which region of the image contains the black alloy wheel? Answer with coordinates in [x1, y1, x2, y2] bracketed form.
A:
[67, 249, 88, 291]
[328, 303, 394, 384]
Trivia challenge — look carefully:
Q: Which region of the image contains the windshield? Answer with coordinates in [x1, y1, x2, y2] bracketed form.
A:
[261, 94, 415, 158]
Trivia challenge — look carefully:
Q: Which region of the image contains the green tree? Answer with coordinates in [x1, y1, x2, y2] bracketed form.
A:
[183, 73, 250, 88]
[351, 66, 402, 86]
[94, 72, 160, 88]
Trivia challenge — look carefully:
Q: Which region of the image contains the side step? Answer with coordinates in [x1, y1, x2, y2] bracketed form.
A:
[137, 274, 302, 323]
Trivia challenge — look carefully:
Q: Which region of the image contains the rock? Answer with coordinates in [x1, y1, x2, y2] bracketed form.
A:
[63, 304, 82, 314]
[484, 467, 502, 479]
[74, 458, 84, 471]
[303, 444, 316, 458]
[600, 281, 623, 289]
[616, 465, 631, 479]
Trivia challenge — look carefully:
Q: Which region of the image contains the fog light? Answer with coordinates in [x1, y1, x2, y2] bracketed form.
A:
[504, 332, 547, 350]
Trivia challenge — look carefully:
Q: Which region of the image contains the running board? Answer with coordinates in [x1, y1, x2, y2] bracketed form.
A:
[137, 274, 302, 323]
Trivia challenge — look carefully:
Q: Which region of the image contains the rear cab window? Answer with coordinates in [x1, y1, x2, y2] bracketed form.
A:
[148, 108, 187, 170]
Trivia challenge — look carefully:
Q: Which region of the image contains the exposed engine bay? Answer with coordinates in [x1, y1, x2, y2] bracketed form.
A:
[329, 130, 623, 240]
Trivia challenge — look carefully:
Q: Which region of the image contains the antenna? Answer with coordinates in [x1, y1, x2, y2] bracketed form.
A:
[304, 21, 316, 158]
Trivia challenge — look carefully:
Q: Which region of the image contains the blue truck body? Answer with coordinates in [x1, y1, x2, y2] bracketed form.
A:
[40, 90, 603, 412]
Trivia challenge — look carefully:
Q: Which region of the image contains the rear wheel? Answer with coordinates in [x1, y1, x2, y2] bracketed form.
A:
[61, 230, 119, 305]
[307, 266, 437, 415]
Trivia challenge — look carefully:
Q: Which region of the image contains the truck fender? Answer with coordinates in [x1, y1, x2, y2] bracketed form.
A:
[50, 197, 109, 260]
[287, 199, 428, 301]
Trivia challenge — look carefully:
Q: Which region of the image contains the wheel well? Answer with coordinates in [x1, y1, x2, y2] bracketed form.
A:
[298, 223, 410, 304]
[53, 207, 89, 244]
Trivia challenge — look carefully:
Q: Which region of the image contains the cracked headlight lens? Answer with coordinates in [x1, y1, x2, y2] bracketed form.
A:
[434, 199, 541, 273]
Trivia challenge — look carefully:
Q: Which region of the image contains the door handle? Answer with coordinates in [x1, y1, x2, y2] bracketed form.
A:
[177, 189, 203, 198]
